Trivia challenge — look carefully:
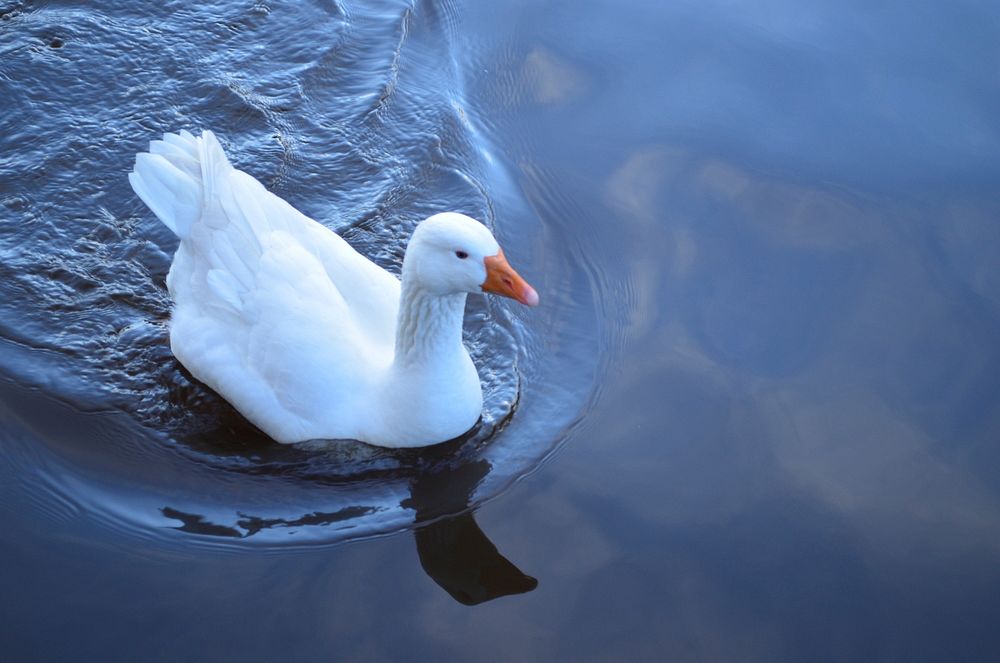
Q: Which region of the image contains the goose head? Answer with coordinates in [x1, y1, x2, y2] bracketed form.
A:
[403, 213, 538, 306]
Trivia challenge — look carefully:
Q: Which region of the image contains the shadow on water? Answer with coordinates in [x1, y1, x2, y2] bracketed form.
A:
[405, 459, 538, 605]
[1, 374, 538, 605]
[160, 505, 380, 539]
[160, 455, 538, 605]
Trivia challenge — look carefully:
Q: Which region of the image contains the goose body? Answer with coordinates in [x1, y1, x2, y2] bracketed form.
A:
[129, 130, 537, 447]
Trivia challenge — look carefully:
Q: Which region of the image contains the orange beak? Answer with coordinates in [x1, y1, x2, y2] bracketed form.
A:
[481, 249, 539, 307]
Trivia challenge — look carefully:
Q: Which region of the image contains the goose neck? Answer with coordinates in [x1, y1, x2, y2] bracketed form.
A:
[394, 280, 467, 366]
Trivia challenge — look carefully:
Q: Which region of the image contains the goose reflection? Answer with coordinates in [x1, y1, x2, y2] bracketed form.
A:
[403, 459, 538, 605]
[161, 459, 536, 606]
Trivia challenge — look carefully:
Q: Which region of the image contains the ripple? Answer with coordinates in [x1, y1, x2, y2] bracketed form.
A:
[0, 0, 602, 548]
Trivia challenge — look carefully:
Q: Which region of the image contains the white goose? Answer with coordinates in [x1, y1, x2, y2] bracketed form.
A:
[129, 130, 537, 448]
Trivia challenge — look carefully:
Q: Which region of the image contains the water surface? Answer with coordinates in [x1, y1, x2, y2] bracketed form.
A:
[2, 0, 1000, 660]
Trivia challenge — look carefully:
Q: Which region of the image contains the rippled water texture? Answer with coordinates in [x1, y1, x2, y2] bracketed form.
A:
[0, 0, 598, 545]
[3, 0, 1000, 659]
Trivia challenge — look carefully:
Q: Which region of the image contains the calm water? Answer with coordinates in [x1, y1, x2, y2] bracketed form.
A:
[2, 0, 1000, 660]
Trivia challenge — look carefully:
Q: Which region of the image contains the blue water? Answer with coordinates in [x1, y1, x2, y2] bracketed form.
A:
[2, 0, 1000, 660]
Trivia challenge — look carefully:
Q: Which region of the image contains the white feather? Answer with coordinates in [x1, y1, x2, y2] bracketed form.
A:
[129, 130, 534, 447]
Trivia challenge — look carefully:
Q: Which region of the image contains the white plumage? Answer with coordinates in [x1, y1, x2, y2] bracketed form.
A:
[129, 130, 537, 447]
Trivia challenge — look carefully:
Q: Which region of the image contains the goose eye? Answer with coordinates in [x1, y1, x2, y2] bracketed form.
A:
[455, 250, 469, 259]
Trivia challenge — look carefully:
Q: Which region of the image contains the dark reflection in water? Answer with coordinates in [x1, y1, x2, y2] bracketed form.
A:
[159, 457, 537, 604]
[406, 460, 538, 605]
[161, 505, 379, 538]
[413, 513, 538, 605]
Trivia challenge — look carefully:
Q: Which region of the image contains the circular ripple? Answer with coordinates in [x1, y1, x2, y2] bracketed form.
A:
[0, 0, 601, 548]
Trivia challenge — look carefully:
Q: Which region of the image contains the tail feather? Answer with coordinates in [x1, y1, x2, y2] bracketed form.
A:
[197, 129, 230, 207]
[148, 139, 200, 179]
[131, 130, 276, 315]
[129, 129, 238, 239]
[130, 130, 207, 238]
[164, 129, 198, 154]
[129, 153, 200, 238]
